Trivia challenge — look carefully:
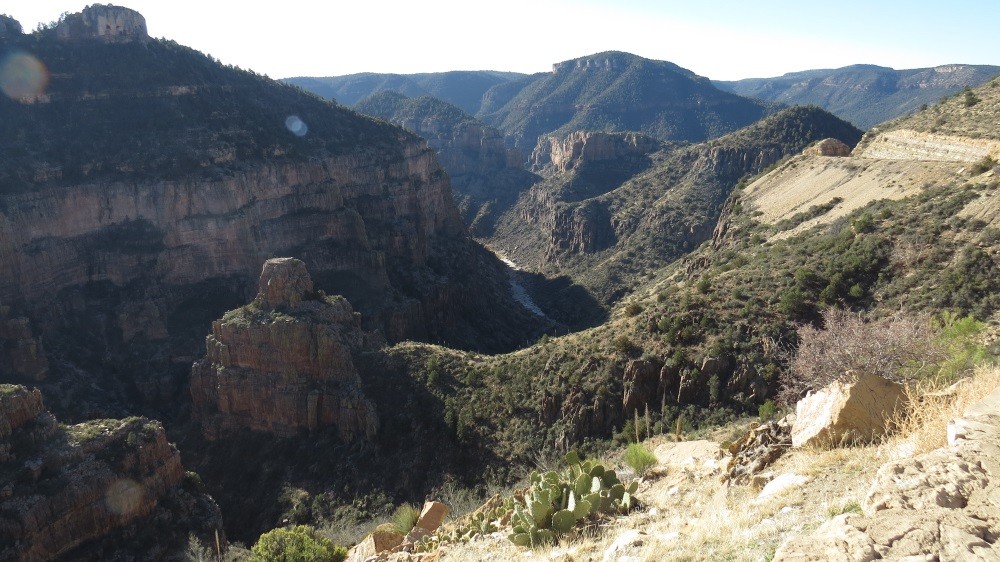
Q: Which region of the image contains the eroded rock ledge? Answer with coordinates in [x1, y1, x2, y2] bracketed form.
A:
[855, 128, 1000, 162]
[190, 258, 381, 441]
[774, 385, 1000, 561]
[0, 385, 218, 561]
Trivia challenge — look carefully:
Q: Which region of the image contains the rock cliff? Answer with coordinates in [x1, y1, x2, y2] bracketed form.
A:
[0, 385, 221, 561]
[0, 16, 545, 419]
[190, 258, 380, 440]
[0, 303, 48, 381]
[529, 131, 659, 173]
[55, 4, 148, 43]
[353, 91, 536, 236]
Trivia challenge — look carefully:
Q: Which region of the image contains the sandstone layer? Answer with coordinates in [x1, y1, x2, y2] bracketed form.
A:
[855, 129, 1000, 162]
[190, 258, 380, 440]
[0, 385, 219, 561]
[774, 385, 1000, 561]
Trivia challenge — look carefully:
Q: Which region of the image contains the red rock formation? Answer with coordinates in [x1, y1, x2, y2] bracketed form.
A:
[0, 385, 212, 561]
[190, 258, 380, 441]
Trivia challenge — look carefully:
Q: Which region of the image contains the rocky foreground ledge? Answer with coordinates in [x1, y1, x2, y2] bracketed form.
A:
[774, 385, 1000, 561]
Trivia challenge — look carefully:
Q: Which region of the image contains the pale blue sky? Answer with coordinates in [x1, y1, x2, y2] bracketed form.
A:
[2, 0, 997, 80]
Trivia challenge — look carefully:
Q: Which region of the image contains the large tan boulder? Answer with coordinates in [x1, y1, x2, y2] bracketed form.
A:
[791, 371, 906, 448]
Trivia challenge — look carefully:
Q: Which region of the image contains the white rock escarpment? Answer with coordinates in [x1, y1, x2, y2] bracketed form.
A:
[855, 129, 1000, 163]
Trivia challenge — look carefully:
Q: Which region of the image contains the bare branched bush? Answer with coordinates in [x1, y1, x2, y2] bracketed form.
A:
[780, 309, 945, 404]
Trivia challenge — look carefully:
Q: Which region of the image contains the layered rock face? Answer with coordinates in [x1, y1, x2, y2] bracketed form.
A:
[855, 129, 1000, 162]
[190, 258, 380, 440]
[56, 4, 148, 43]
[530, 131, 659, 173]
[0, 385, 218, 561]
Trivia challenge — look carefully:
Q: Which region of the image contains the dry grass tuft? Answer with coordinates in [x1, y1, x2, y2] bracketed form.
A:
[889, 363, 1000, 454]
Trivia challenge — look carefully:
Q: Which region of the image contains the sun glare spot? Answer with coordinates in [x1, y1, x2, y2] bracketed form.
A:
[285, 115, 308, 137]
[104, 478, 145, 516]
[0, 52, 49, 101]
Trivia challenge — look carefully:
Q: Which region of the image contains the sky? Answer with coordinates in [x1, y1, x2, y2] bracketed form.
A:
[2, 0, 998, 81]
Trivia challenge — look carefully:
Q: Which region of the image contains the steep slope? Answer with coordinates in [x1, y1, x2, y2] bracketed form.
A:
[477, 51, 776, 149]
[371, 82, 998, 469]
[0, 8, 546, 425]
[284, 70, 524, 115]
[717, 64, 1000, 129]
[0, 384, 221, 561]
[491, 106, 863, 303]
[354, 91, 537, 235]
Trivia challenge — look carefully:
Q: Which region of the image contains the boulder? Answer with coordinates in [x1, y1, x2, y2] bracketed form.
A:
[257, 257, 314, 310]
[804, 138, 851, 157]
[414, 501, 448, 533]
[791, 371, 906, 448]
[775, 379, 1000, 561]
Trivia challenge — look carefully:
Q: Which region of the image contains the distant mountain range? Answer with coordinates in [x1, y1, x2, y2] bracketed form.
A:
[284, 70, 524, 115]
[715, 64, 1000, 129]
[289, 58, 1000, 138]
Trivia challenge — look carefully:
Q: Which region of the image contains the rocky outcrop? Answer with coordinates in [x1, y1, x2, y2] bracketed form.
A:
[774, 385, 1000, 561]
[855, 129, 1000, 162]
[0, 304, 48, 381]
[55, 4, 148, 43]
[530, 131, 659, 173]
[724, 417, 792, 485]
[0, 384, 219, 561]
[347, 501, 449, 562]
[804, 138, 851, 157]
[190, 258, 380, 441]
[791, 372, 907, 448]
[0, 15, 22, 37]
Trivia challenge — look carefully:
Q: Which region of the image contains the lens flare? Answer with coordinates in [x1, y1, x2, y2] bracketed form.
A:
[104, 478, 145, 516]
[0, 51, 48, 101]
[285, 115, 308, 137]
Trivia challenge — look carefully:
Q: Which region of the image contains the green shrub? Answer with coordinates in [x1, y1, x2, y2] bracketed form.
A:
[623, 443, 657, 475]
[391, 504, 420, 535]
[971, 156, 997, 175]
[758, 400, 778, 421]
[250, 525, 346, 562]
[624, 302, 643, 316]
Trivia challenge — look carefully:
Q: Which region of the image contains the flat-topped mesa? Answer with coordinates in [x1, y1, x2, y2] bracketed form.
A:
[190, 258, 380, 441]
[56, 4, 148, 43]
[0, 14, 23, 37]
